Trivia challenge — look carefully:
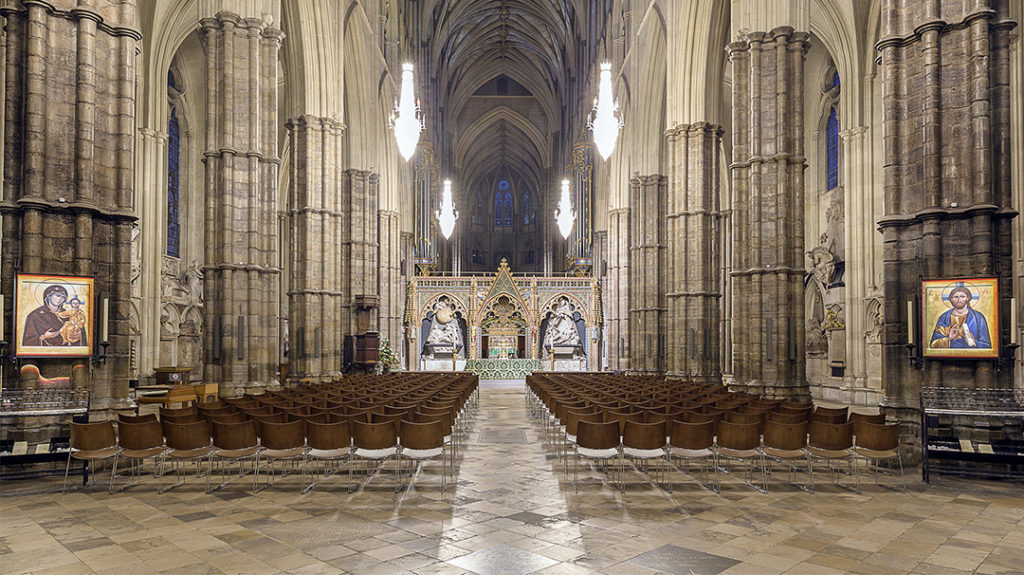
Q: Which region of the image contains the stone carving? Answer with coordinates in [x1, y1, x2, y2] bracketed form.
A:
[425, 298, 463, 352]
[865, 298, 883, 344]
[807, 234, 836, 288]
[544, 297, 581, 349]
[185, 260, 204, 303]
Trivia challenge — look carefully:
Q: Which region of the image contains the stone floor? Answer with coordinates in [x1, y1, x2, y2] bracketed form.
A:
[2, 385, 1023, 575]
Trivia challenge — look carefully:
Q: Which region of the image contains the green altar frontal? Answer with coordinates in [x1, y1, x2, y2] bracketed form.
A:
[465, 358, 544, 380]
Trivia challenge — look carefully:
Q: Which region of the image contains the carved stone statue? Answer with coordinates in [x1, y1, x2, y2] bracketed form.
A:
[185, 259, 204, 303]
[425, 299, 463, 353]
[544, 297, 581, 349]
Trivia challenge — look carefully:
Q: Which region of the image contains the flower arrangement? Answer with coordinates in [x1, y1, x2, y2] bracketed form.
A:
[377, 335, 401, 374]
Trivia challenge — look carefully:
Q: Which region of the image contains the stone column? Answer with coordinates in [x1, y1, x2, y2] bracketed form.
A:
[286, 115, 344, 382]
[876, 1, 1017, 434]
[0, 0, 139, 420]
[666, 123, 724, 384]
[629, 175, 666, 373]
[728, 27, 811, 400]
[340, 170, 380, 335]
[605, 209, 629, 370]
[200, 13, 283, 394]
[379, 209, 402, 352]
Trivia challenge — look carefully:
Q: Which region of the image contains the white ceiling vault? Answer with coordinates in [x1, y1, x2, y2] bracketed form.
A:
[410, 0, 613, 211]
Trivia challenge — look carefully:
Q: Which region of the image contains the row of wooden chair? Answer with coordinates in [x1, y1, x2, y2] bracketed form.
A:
[65, 374, 477, 495]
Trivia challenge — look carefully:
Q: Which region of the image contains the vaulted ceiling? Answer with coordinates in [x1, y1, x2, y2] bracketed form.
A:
[416, 0, 611, 208]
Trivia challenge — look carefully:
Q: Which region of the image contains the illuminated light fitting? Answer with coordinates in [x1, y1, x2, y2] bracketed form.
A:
[588, 62, 623, 160]
[554, 179, 575, 239]
[436, 179, 459, 239]
[392, 63, 424, 160]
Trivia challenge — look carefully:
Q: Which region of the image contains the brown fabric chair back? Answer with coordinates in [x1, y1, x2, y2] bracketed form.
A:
[163, 420, 211, 450]
[117, 420, 164, 450]
[352, 420, 398, 451]
[855, 422, 900, 451]
[622, 420, 666, 450]
[669, 420, 714, 450]
[808, 421, 854, 451]
[119, 413, 157, 424]
[716, 421, 761, 451]
[762, 420, 808, 451]
[306, 420, 350, 450]
[575, 420, 621, 450]
[211, 420, 258, 450]
[259, 420, 305, 450]
[70, 421, 117, 451]
[399, 419, 444, 450]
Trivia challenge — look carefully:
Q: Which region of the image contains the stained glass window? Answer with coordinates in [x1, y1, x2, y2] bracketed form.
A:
[504, 191, 513, 226]
[167, 106, 181, 257]
[826, 106, 839, 190]
[495, 191, 503, 226]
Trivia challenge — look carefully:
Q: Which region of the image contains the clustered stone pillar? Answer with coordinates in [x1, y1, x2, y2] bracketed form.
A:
[728, 27, 811, 400]
[286, 116, 344, 382]
[0, 0, 138, 423]
[876, 1, 1016, 431]
[665, 123, 724, 384]
[200, 13, 283, 394]
[604, 210, 629, 371]
[628, 175, 666, 373]
[378, 209, 402, 352]
[340, 170, 380, 336]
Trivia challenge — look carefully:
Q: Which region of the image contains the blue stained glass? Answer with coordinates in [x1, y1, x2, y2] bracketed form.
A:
[504, 191, 513, 226]
[523, 190, 531, 225]
[495, 191, 503, 226]
[498, 180, 509, 190]
[826, 107, 839, 190]
[831, 70, 840, 90]
[167, 107, 181, 257]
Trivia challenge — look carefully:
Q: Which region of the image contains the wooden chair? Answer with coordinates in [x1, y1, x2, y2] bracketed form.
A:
[573, 420, 621, 492]
[257, 419, 306, 491]
[111, 419, 165, 492]
[118, 413, 158, 424]
[761, 420, 812, 492]
[807, 420, 858, 492]
[397, 419, 448, 492]
[63, 421, 120, 494]
[667, 419, 718, 492]
[303, 420, 351, 493]
[350, 420, 399, 492]
[209, 420, 262, 494]
[620, 420, 668, 490]
[853, 422, 904, 490]
[160, 420, 213, 493]
[716, 421, 766, 493]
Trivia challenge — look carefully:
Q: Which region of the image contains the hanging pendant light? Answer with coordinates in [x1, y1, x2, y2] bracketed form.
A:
[392, 63, 424, 160]
[588, 62, 622, 160]
[436, 179, 459, 239]
[554, 179, 575, 239]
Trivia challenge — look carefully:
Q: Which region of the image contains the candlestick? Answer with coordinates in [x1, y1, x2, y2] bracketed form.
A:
[1011, 298, 1017, 345]
[907, 300, 914, 345]
[101, 298, 109, 342]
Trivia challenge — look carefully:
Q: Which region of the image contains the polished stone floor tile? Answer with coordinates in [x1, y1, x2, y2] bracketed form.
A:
[2, 385, 1024, 575]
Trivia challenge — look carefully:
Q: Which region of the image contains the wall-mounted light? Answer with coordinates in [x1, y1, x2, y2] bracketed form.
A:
[391, 63, 424, 160]
[588, 62, 623, 160]
[555, 179, 575, 239]
[436, 179, 459, 239]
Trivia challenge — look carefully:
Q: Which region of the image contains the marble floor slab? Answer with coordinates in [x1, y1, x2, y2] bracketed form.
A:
[1, 385, 1023, 575]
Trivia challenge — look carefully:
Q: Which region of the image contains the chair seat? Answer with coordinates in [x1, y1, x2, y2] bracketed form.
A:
[853, 446, 898, 459]
[214, 446, 261, 459]
[667, 446, 712, 458]
[402, 446, 443, 458]
[577, 446, 618, 458]
[717, 447, 758, 459]
[308, 447, 349, 459]
[807, 446, 851, 459]
[762, 447, 806, 460]
[354, 447, 397, 459]
[166, 447, 211, 459]
[120, 447, 165, 460]
[263, 447, 306, 459]
[623, 446, 664, 458]
[73, 446, 121, 460]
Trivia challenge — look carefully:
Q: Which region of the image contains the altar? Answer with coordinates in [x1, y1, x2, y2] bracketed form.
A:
[405, 260, 600, 372]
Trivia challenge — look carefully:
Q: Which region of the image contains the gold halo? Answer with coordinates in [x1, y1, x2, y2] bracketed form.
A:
[940, 283, 980, 308]
[31, 279, 78, 306]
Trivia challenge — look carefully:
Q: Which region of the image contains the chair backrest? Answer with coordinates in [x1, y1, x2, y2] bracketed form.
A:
[399, 419, 444, 450]
[70, 421, 117, 451]
[207, 411, 250, 424]
[119, 413, 158, 424]
[117, 420, 164, 450]
[575, 420, 621, 450]
[252, 412, 289, 424]
[716, 421, 761, 451]
[411, 411, 454, 436]
[163, 420, 211, 450]
[160, 412, 202, 425]
[669, 419, 714, 450]
[211, 420, 258, 450]
[602, 410, 644, 435]
[160, 405, 197, 417]
[810, 411, 847, 424]
[848, 412, 886, 431]
[306, 420, 350, 450]
[369, 412, 404, 436]
[622, 420, 666, 450]
[724, 411, 764, 429]
[767, 410, 808, 424]
[762, 420, 808, 451]
[352, 420, 398, 450]
[258, 420, 305, 450]
[855, 422, 900, 451]
[808, 421, 854, 451]
[815, 405, 849, 419]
